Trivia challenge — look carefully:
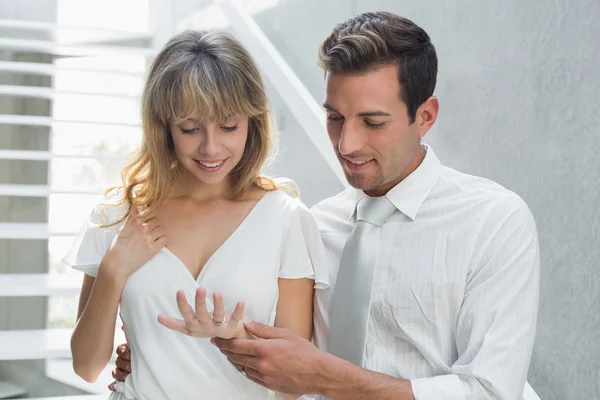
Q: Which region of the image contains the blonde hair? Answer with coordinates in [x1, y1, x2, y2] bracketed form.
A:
[108, 30, 283, 219]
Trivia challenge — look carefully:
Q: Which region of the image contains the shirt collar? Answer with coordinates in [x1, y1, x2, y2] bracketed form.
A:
[351, 144, 442, 221]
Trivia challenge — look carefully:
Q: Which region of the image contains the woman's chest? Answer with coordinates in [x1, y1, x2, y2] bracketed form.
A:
[119, 234, 283, 323]
[155, 203, 256, 279]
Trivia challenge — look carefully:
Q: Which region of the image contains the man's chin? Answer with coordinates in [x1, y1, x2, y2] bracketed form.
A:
[345, 174, 377, 192]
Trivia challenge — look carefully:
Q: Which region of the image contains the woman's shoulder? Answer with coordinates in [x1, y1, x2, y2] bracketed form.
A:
[91, 188, 129, 226]
[265, 191, 314, 229]
[245, 179, 307, 218]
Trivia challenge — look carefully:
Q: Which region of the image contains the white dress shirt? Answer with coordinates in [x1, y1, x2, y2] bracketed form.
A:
[310, 145, 540, 400]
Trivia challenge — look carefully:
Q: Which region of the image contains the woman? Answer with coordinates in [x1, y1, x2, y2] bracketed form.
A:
[64, 29, 328, 399]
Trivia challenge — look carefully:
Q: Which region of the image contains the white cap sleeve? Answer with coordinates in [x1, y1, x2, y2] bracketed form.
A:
[278, 197, 329, 290]
[62, 194, 126, 277]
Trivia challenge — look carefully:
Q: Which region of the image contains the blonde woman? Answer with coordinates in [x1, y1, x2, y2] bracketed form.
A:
[65, 30, 328, 399]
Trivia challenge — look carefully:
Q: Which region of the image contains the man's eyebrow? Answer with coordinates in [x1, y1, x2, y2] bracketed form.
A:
[323, 103, 340, 113]
[358, 111, 392, 117]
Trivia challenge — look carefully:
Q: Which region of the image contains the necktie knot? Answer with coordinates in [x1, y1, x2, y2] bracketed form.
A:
[356, 196, 396, 227]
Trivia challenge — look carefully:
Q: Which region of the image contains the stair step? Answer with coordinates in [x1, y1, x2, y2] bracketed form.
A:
[0, 85, 140, 100]
[0, 381, 26, 399]
[0, 38, 156, 57]
[0, 18, 152, 37]
[0, 61, 144, 77]
[0, 184, 103, 197]
[0, 274, 81, 297]
[0, 223, 75, 240]
[27, 397, 105, 400]
[0, 328, 125, 361]
[0, 114, 140, 128]
[0, 149, 126, 161]
[0, 329, 72, 360]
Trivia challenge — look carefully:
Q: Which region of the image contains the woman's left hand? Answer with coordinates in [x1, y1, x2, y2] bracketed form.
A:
[158, 288, 245, 339]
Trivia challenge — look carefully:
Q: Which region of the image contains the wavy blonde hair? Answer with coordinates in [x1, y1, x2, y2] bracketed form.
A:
[108, 30, 283, 219]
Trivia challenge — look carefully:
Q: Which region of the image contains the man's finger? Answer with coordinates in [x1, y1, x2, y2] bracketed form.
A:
[243, 321, 288, 339]
[220, 350, 258, 369]
[157, 314, 192, 335]
[211, 337, 260, 356]
[116, 344, 130, 360]
[228, 359, 266, 385]
[115, 355, 130, 373]
[112, 367, 128, 383]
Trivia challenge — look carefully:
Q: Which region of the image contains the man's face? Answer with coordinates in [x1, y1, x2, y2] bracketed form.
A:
[324, 64, 437, 196]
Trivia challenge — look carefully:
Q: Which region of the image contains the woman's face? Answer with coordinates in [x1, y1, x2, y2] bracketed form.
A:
[170, 115, 249, 188]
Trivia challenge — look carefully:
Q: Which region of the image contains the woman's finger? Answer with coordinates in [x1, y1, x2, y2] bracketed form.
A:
[157, 314, 192, 335]
[194, 288, 211, 323]
[151, 227, 167, 243]
[177, 290, 203, 325]
[142, 219, 161, 232]
[229, 300, 245, 326]
[212, 292, 225, 324]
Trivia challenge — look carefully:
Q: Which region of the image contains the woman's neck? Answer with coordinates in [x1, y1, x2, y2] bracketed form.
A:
[169, 172, 233, 203]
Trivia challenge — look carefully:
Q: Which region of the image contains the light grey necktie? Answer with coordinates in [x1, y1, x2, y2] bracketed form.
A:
[328, 195, 396, 366]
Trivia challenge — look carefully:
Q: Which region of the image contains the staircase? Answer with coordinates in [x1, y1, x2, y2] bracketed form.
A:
[0, 16, 152, 399]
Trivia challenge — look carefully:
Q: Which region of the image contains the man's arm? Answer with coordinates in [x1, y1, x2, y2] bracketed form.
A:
[304, 350, 415, 400]
[213, 322, 414, 400]
[410, 195, 540, 400]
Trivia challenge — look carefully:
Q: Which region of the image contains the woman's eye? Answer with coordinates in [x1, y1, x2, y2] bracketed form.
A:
[181, 128, 196, 134]
[222, 125, 238, 132]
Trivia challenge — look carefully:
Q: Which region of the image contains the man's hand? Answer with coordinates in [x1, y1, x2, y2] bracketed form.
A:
[211, 321, 328, 395]
[108, 343, 131, 391]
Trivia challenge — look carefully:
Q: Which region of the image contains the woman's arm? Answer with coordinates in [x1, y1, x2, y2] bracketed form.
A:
[231, 277, 314, 341]
[71, 208, 167, 383]
[71, 264, 126, 383]
[273, 278, 314, 340]
[272, 278, 315, 400]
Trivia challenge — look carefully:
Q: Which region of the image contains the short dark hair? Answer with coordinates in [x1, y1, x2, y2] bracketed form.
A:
[318, 12, 437, 123]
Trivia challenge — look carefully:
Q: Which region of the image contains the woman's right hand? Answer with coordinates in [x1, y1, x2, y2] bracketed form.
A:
[101, 206, 167, 280]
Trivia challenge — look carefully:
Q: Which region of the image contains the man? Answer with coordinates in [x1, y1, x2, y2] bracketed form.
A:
[112, 11, 539, 399]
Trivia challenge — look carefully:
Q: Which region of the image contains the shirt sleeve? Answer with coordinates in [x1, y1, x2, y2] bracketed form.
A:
[62, 195, 126, 277]
[278, 196, 330, 290]
[411, 195, 540, 400]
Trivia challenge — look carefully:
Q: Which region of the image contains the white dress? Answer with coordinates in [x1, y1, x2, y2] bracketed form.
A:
[63, 189, 329, 400]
